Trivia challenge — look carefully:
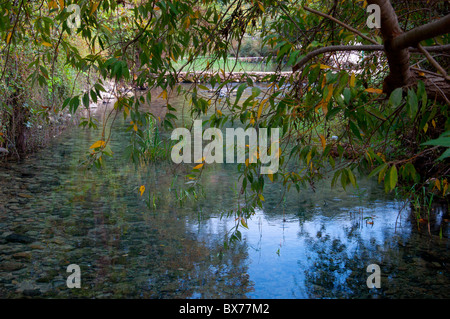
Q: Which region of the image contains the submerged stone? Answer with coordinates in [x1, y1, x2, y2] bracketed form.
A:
[0, 261, 24, 271]
[5, 233, 35, 244]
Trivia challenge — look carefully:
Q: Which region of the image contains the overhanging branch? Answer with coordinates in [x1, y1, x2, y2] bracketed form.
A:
[292, 45, 384, 72]
[393, 14, 450, 51]
[292, 44, 450, 73]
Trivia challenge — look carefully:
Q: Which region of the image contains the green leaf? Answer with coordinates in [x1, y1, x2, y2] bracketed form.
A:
[347, 168, 357, 187]
[82, 92, 90, 108]
[388, 165, 398, 192]
[343, 88, 351, 104]
[407, 89, 418, 119]
[368, 163, 387, 178]
[251, 86, 261, 97]
[389, 87, 403, 107]
[349, 121, 362, 141]
[417, 80, 427, 106]
[62, 97, 71, 110]
[437, 148, 450, 161]
[234, 84, 246, 106]
[422, 131, 450, 147]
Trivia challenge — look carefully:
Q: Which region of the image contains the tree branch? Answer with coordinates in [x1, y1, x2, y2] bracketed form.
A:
[416, 43, 449, 80]
[292, 44, 450, 73]
[292, 45, 384, 72]
[303, 6, 380, 45]
[392, 14, 450, 51]
[367, 0, 412, 90]
[0, 0, 24, 83]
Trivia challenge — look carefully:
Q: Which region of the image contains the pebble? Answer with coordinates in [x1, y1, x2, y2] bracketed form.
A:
[29, 244, 45, 250]
[12, 252, 32, 260]
[0, 261, 24, 271]
[5, 233, 35, 244]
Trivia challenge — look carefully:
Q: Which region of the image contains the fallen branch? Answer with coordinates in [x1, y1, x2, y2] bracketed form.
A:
[416, 43, 450, 81]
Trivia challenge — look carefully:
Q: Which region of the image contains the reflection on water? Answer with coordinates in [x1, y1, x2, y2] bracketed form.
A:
[0, 85, 448, 298]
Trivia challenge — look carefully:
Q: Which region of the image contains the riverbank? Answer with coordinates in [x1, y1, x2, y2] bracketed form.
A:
[150, 71, 295, 84]
[0, 113, 77, 164]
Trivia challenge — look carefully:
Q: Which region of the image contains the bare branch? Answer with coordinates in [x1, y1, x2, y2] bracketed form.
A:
[416, 43, 449, 80]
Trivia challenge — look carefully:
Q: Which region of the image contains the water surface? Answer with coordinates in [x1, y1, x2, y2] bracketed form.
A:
[0, 85, 448, 298]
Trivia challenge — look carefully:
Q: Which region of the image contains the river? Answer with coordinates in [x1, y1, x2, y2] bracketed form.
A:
[0, 84, 448, 298]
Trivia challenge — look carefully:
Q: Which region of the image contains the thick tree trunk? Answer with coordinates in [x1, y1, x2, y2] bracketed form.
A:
[368, 0, 413, 93]
[367, 0, 450, 102]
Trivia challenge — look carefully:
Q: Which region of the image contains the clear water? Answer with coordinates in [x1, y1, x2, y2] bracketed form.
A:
[0, 85, 448, 298]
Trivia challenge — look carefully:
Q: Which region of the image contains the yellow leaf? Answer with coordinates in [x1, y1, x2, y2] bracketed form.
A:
[216, 109, 222, 116]
[321, 76, 326, 89]
[321, 101, 328, 115]
[89, 140, 105, 149]
[42, 41, 52, 47]
[320, 134, 326, 150]
[90, 1, 100, 16]
[350, 72, 355, 87]
[193, 163, 204, 170]
[195, 156, 205, 163]
[320, 64, 332, 69]
[257, 1, 265, 12]
[268, 174, 274, 182]
[158, 90, 168, 100]
[6, 32, 12, 44]
[184, 17, 190, 29]
[139, 185, 145, 196]
[258, 194, 265, 202]
[133, 123, 138, 132]
[423, 122, 428, 133]
[257, 101, 264, 121]
[365, 88, 383, 94]
[241, 217, 248, 229]
[432, 119, 436, 128]
[376, 152, 385, 162]
[435, 179, 441, 191]
[58, 0, 64, 10]
[48, 0, 58, 9]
